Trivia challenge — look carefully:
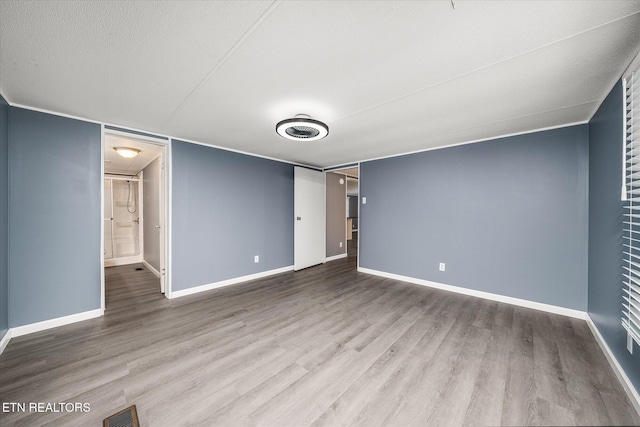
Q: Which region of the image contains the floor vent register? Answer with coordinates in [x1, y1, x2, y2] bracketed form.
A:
[103, 405, 140, 427]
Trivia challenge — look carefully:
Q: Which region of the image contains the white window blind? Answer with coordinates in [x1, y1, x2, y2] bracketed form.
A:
[623, 68, 640, 351]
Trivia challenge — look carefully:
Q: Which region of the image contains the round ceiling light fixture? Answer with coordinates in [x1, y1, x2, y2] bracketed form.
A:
[276, 114, 328, 142]
[113, 147, 141, 158]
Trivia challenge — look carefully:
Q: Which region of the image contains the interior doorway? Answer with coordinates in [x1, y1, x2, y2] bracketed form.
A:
[103, 176, 142, 266]
[346, 175, 359, 259]
[102, 129, 169, 306]
[325, 165, 359, 264]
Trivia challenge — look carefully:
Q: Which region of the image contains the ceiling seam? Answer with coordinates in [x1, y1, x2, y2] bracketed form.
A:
[331, 10, 640, 124]
[164, 0, 281, 124]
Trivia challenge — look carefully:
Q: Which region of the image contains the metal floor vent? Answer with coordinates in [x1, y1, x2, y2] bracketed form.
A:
[135, 267, 144, 271]
[103, 405, 139, 427]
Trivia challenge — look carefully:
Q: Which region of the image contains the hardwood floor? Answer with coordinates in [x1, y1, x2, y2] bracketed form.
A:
[1, 257, 638, 426]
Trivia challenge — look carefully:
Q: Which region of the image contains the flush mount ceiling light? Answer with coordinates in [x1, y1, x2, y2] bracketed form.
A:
[113, 147, 140, 158]
[276, 114, 328, 142]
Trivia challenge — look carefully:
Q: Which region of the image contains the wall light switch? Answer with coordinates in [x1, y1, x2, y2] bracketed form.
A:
[254, 255, 259, 263]
[362, 197, 367, 204]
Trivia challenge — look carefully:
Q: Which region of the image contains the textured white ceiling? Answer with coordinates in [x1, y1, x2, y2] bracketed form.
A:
[1, 1, 639, 168]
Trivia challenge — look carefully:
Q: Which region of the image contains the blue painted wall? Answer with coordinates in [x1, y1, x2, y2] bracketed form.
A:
[171, 140, 294, 292]
[588, 80, 640, 392]
[360, 125, 589, 310]
[0, 95, 9, 340]
[9, 108, 101, 327]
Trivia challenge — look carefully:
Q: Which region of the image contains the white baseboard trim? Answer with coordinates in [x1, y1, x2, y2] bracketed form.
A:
[357, 267, 587, 320]
[326, 253, 348, 262]
[11, 308, 104, 338]
[0, 329, 12, 356]
[104, 255, 144, 268]
[143, 260, 161, 278]
[586, 317, 640, 415]
[170, 266, 294, 299]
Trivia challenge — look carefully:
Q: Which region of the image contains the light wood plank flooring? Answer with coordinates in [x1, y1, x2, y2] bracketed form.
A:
[1, 257, 638, 426]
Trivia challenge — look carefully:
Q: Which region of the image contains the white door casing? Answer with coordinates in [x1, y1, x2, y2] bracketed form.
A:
[159, 155, 166, 293]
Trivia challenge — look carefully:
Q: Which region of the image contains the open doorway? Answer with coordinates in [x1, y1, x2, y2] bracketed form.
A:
[346, 174, 358, 259]
[102, 129, 168, 308]
[325, 165, 359, 265]
[341, 167, 359, 260]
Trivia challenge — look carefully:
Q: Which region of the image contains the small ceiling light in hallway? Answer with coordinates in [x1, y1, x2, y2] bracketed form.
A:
[114, 147, 141, 158]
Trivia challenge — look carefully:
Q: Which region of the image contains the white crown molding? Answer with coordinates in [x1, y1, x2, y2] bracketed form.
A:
[7, 98, 590, 170]
[6, 102, 318, 169]
[353, 120, 589, 167]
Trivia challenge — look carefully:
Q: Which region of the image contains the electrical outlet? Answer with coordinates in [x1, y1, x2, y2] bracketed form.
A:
[339, 242, 343, 248]
[439, 262, 445, 272]
[254, 255, 259, 263]
[362, 197, 367, 204]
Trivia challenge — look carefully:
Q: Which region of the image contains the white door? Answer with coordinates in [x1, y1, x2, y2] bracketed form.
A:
[294, 167, 326, 270]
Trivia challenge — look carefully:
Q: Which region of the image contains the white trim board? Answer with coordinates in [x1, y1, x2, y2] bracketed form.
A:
[167, 130, 318, 169]
[358, 267, 587, 320]
[326, 253, 348, 262]
[170, 266, 294, 299]
[8, 102, 318, 170]
[104, 255, 144, 268]
[0, 329, 12, 356]
[104, 128, 169, 144]
[100, 123, 106, 312]
[586, 317, 640, 415]
[9, 100, 587, 171]
[143, 260, 161, 278]
[165, 139, 173, 298]
[326, 121, 588, 170]
[10, 308, 104, 338]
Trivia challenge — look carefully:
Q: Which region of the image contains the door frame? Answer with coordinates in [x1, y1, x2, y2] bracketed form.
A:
[101, 127, 171, 311]
[322, 164, 360, 266]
